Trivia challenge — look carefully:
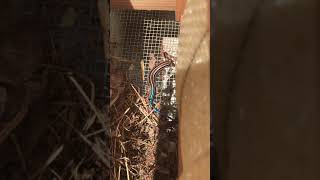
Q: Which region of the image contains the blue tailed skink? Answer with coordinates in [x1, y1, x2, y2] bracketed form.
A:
[147, 51, 176, 113]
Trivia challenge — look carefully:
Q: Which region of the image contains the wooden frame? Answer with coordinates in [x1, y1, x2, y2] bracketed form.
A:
[110, 0, 186, 21]
[175, 0, 186, 21]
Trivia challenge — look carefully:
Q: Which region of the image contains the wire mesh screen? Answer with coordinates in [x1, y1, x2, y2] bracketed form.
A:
[110, 9, 180, 116]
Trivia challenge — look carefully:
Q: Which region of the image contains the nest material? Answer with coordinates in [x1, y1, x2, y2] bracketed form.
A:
[110, 81, 159, 180]
[0, 64, 111, 180]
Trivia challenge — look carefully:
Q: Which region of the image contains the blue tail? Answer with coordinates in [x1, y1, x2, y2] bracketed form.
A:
[154, 108, 160, 114]
[148, 88, 160, 114]
[149, 89, 155, 108]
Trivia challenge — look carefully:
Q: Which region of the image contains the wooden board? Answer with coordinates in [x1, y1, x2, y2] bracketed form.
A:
[110, 0, 187, 21]
[175, 0, 186, 21]
[110, 0, 176, 11]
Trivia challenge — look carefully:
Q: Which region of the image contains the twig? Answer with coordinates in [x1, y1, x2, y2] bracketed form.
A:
[49, 168, 62, 180]
[10, 134, 29, 180]
[41, 64, 96, 102]
[83, 114, 96, 131]
[130, 84, 147, 107]
[31, 145, 64, 180]
[63, 120, 110, 168]
[109, 83, 161, 180]
[71, 158, 85, 180]
[117, 165, 121, 180]
[110, 88, 120, 107]
[61, 160, 74, 179]
[85, 128, 108, 138]
[124, 158, 130, 180]
[136, 108, 155, 125]
[0, 80, 28, 145]
[68, 75, 109, 130]
[0, 98, 28, 145]
[140, 59, 145, 81]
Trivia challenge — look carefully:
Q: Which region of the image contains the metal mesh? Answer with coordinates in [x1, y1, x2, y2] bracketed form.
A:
[110, 9, 180, 113]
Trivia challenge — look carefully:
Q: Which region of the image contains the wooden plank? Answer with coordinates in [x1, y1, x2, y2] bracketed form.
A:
[175, 0, 186, 21]
[110, 0, 176, 11]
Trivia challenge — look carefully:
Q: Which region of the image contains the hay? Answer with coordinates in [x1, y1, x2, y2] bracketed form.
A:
[110, 82, 159, 180]
[1, 56, 162, 180]
[12, 65, 111, 179]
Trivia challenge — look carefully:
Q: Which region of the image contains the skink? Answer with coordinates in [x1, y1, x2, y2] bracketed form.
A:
[147, 51, 176, 112]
